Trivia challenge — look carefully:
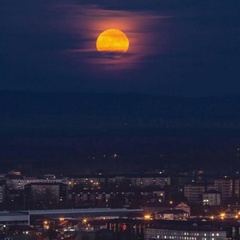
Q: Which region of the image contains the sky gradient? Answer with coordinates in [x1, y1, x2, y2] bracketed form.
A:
[1, 0, 240, 173]
[1, 0, 240, 96]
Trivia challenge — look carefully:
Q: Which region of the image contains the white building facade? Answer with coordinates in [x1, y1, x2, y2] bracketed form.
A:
[145, 227, 227, 240]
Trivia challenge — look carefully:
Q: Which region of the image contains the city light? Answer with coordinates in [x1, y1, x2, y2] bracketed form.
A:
[144, 214, 151, 220]
[220, 213, 225, 220]
[43, 220, 50, 230]
[82, 218, 88, 224]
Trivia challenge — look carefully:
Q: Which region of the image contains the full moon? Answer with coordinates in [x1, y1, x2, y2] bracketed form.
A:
[96, 29, 129, 58]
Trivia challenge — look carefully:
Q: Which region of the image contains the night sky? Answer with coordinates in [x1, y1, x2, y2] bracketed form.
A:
[0, 0, 240, 173]
[1, 0, 240, 96]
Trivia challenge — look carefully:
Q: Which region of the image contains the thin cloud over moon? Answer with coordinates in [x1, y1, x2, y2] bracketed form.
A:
[62, 4, 173, 73]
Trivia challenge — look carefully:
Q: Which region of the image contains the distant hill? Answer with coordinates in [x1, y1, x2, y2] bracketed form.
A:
[1, 91, 240, 135]
[0, 91, 240, 174]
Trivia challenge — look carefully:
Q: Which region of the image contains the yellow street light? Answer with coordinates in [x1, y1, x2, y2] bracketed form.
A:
[220, 213, 225, 219]
[144, 214, 151, 220]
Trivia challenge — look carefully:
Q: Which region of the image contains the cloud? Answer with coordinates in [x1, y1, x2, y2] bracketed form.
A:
[0, 0, 240, 96]
[59, 4, 173, 75]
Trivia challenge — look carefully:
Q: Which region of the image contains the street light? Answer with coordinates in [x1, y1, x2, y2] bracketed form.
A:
[144, 214, 151, 220]
[220, 213, 225, 220]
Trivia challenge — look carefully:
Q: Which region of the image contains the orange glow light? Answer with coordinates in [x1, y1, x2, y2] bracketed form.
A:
[144, 214, 151, 220]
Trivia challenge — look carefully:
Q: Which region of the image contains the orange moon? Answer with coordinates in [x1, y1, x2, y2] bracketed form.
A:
[96, 29, 129, 58]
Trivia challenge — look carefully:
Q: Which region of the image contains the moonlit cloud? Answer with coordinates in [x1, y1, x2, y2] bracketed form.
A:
[59, 4, 173, 73]
[0, 0, 240, 95]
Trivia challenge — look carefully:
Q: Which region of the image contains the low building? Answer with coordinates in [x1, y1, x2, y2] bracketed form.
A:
[126, 174, 170, 188]
[155, 209, 189, 220]
[144, 220, 237, 240]
[175, 202, 191, 216]
[184, 184, 214, 204]
[6, 178, 68, 191]
[214, 178, 233, 200]
[0, 212, 29, 225]
[0, 180, 6, 203]
[203, 190, 221, 206]
[3, 225, 35, 240]
[25, 182, 68, 206]
[145, 226, 226, 240]
[107, 219, 239, 240]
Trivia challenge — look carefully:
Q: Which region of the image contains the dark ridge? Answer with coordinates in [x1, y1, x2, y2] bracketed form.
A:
[0, 90, 240, 174]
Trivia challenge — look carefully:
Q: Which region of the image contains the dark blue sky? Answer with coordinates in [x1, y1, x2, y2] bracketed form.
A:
[1, 0, 240, 173]
[1, 0, 240, 96]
